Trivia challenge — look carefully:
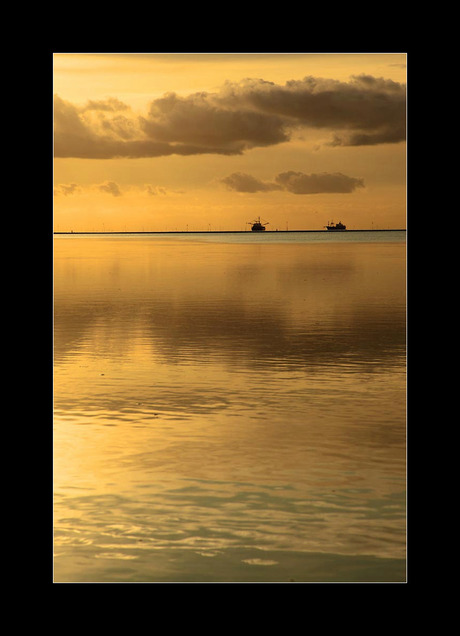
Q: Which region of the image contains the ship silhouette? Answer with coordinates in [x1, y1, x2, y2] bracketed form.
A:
[248, 217, 269, 231]
[325, 221, 346, 231]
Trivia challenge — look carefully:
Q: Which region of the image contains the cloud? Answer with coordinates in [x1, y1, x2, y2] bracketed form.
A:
[98, 181, 122, 196]
[222, 171, 364, 194]
[140, 91, 289, 153]
[54, 95, 249, 159]
[54, 183, 80, 196]
[275, 171, 365, 194]
[84, 98, 130, 112]
[224, 75, 406, 146]
[54, 181, 185, 198]
[144, 184, 185, 196]
[145, 184, 167, 196]
[54, 95, 178, 159]
[221, 172, 282, 193]
[54, 74, 405, 158]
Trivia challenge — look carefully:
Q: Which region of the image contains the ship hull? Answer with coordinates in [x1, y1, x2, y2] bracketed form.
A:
[250, 217, 268, 231]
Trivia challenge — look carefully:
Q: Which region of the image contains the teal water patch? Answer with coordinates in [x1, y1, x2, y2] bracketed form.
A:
[54, 545, 405, 583]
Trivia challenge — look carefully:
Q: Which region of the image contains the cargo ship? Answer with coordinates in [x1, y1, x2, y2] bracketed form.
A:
[249, 217, 269, 231]
[326, 221, 346, 231]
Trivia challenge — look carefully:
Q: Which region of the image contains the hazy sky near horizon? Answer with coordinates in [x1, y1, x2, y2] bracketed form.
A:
[53, 53, 407, 231]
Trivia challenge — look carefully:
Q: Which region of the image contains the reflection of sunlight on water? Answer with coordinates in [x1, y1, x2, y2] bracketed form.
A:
[54, 235, 406, 582]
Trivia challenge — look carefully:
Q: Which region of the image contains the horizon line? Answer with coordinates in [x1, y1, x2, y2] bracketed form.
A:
[53, 229, 407, 235]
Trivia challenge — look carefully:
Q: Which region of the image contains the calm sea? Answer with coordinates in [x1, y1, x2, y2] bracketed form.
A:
[53, 231, 406, 582]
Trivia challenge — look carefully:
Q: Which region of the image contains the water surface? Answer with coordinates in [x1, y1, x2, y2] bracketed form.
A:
[53, 231, 406, 582]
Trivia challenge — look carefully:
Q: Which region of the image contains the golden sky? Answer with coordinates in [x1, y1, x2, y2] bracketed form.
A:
[53, 53, 407, 231]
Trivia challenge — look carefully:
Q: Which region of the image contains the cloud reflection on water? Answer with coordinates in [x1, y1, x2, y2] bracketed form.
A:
[54, 239, 405, 373]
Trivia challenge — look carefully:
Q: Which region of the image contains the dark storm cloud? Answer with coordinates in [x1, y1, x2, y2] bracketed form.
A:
[222, 171, 364, 194]
[54, 74, 405, 159]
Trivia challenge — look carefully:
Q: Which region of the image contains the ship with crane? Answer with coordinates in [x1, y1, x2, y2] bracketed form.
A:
[248, 217, 269, 231]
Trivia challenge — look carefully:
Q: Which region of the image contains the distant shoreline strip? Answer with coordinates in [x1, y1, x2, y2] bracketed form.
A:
[53, 229, 406, 235]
